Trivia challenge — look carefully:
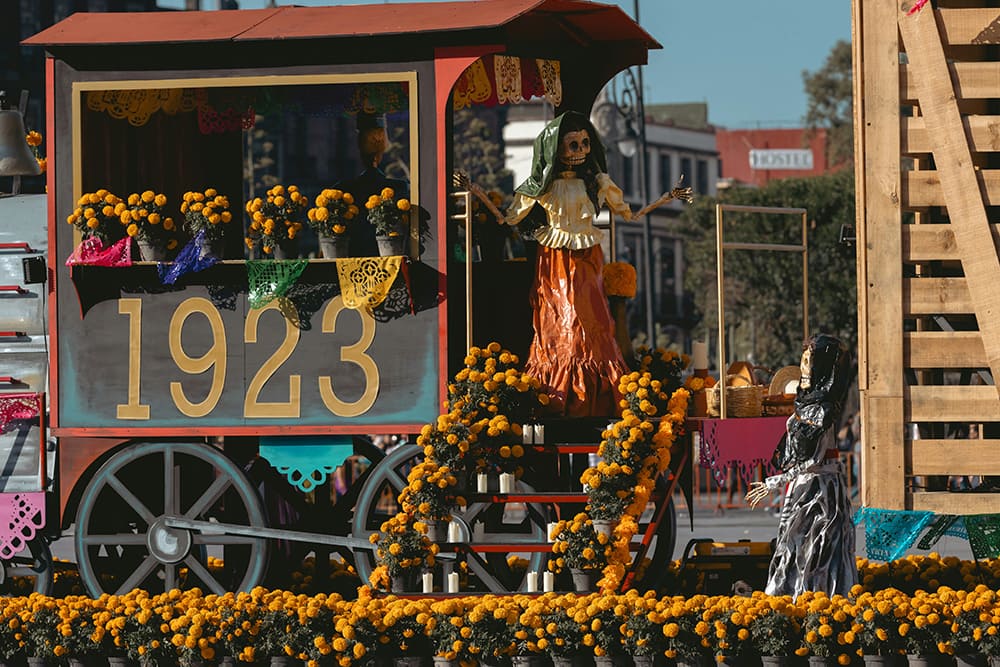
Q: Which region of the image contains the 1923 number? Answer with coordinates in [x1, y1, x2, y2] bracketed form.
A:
[116, 295, 379, 420]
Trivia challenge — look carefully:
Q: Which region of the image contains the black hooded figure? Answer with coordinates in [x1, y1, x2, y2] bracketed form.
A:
[746, 333, 857, 597]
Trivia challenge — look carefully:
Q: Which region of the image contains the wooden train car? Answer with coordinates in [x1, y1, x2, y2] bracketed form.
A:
[16, 0, 666, 596]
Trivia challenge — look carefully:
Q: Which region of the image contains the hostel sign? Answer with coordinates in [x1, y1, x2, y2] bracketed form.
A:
[749, 148, 814, 170]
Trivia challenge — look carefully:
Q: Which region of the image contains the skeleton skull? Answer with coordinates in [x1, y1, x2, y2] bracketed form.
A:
[799, 346, 812, 390]
[559, 129, 591, 167]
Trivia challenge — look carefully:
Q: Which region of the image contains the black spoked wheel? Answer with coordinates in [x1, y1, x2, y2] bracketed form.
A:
[74, 441, 267, 597]
[0, 537, 52, 596]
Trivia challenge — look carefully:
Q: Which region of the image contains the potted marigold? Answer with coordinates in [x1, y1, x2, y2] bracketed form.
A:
[245, 184, 308, 259]
[550, 514, 611, 592]
[851, 589, 905, 663]
[632, 346, 690, 396]
[748, 596, 805, 667]
[621, 591, 667, 667]
[369, 512, 438, 592]
[800, 593, 855, 667]
[429, 598, 471, 666]
[417, 410, 475, 471]
[538, 596, 587, 667]
[308, 188, 359, 259]
[122, 190, 181, 261]
[465, 596, 516, 664]
[181, 188, 234, 258]
[949, 587, 996, 667]
[396, 460, 463, 540]
[65, 189, 126, 245]
[446, 342, 549, 424]
[365, 186, 411, 256]
[897, 590, 952, 667]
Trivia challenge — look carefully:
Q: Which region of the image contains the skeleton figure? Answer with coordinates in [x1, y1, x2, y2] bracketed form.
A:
[746, 333, 857, 597]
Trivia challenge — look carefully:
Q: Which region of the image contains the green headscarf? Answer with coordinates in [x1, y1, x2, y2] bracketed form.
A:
[514, 111, 608, 198]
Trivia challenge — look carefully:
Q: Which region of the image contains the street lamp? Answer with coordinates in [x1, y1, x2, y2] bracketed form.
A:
[591, 68, 656, 347]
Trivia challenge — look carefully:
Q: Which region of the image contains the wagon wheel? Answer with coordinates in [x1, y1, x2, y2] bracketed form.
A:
[351, 443, 549, 592]
[629, 492, 677, 588]
[74, 441, 267, 598]
[0, 537, 52, 596]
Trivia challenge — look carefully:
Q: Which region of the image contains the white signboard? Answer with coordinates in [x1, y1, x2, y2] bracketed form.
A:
[749, 149, 814, 170]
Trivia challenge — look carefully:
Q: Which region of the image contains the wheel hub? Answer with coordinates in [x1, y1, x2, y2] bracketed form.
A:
[146, 517, 192, 564]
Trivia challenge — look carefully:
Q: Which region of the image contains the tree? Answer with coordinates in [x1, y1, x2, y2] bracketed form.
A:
[803, 40, 853, 168]
[452, 107, 514, 195]
[678, 169, 857, 369]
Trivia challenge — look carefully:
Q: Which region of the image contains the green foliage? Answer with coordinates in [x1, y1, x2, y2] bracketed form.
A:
[679, 169, 857, 369]
[804, 39, 853, 167]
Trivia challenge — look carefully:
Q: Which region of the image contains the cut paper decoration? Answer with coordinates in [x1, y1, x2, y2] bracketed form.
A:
[965, 513, 1000, 560]
[854, 507, 935, 562]
[335, 256, 403, 311]
[0, 492, 45, 560]
[0, 394, 39, 434]
[258, 436, 355, 493]
[158, 230, 220, 285]
[495, 55, 523, 105]
[916, 514, 968, 550]
[697, 416, 785, 486]
[65, 236, 132, 267]
[247, 259, 309, 309]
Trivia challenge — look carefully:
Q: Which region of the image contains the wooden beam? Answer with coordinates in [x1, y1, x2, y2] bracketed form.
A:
[902, 62, 1000, 102]
[899, 3, 1000, 401]
[864, 396, 906, 509]
[903, 169, 1000, 207]
[907, 384, 1000, 421]
[904, 277, 973, 315]
[909, 491, 1000, 515]
[901, 224, 1000, 262]
[853, 0, 869, 393]
[905, 330, 985, 367]
[936, 8, 1000, 46]
[907, 439, 1000, 475]
[904, 116, 1000, 154]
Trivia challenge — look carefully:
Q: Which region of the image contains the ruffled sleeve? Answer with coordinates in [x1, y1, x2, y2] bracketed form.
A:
[597, 173, 632, 221]
[505, 192, 537, 226]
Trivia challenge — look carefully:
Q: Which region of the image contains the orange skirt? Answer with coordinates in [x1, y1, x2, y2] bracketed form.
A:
[525, 244, 629, 417]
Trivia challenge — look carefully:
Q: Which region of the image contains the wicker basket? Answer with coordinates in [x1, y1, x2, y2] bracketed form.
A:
[762, 394, 796, 417]
[706, 385, 765, 417]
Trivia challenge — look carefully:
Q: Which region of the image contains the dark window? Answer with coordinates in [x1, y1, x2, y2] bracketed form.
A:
[697, 159, 709, 194]
[659, 153, 672, 192]
[717, 159, 723, 178]
[680, 157, 692, 190]
[623, 155, 634, 196]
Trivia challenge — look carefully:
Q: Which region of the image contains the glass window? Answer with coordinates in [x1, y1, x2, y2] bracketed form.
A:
[680, 157, 692, 190]
[659, 153, 672, 193]
[623, 154, 635, 197]
[697, 159, 709, 194]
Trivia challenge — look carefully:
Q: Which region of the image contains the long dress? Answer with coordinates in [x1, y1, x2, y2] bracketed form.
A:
[763, 419, 857, 597]
[506, 171, 631, 417]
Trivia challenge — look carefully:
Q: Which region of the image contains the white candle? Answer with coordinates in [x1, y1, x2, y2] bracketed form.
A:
[447, 572, 460, 593]
[447, 520, 462, 543]
[547, 522, 558, 543]
[499, 472, 514, 494]
[477, 473, 488, 493]
[522, 425, 534, 445]
[422, 572, 434, 594]
[473, 522, 485, 541]
[533, 423, 545, 443]
[526, 571, 539, 592]
[543, 571, 555, 592]
[692, 341, 709, 370]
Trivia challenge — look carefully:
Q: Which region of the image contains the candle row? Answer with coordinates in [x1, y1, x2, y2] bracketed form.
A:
[421, 570, 556, 593]
[521, 423, 546, 444]
[476, 472, 516, 493]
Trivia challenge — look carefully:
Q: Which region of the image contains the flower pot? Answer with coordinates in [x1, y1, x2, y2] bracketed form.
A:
[592, 519, 617, 539]
[390, 570, 418, 593]
[320, 236, 349, 259]
[434, 657, 459, 667]
[393, 658, 424, 667]
[512, 657, 547, 667]
[552, 656, 593, 667]
[907, 656, 955, 667]
[594, 656, 631, 667]
[631, 656, 655, 667]
[569, 567, 602, 592]
[197, 235, 224, 260]
[378, 234, 405, 257]
[136, 238, 167, 262]
[107, 658, 135, 667]
[808, 658, 841, 667]
[26, 659, 47, 667]
[269, 657, 304, 666]
[762, 657, 804, 667]
[956, 657, 988, 667]
[272, 239, 299, 260]
[677, 658, 714, 667]
[988, 658, 1000, 667]
[424, 519, 449, 542]
[717, 658, 756, 667]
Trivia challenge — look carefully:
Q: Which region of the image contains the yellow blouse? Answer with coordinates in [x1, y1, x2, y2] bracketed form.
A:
[505, 172, 632, 250]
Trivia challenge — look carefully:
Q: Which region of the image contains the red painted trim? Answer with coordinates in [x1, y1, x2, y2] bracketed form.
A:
[0, 286, 27, 294]
[433, 46, 502, 398]
[52, 423, 428, 438]
[0, 243, 35, 252]
[46, 56, 58, 429]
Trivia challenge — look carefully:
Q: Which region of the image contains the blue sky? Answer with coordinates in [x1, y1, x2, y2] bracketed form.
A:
[158, 0, 851, 129]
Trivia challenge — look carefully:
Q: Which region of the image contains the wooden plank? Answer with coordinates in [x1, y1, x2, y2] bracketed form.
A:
[903, 169, 1000, 207]
[899, 6, 1000, 402]
[907, 439, 1000, 475]
[905, 330, 984, 367]
[902, 62, 1000, 102]
[904, 277, 973, 315]
[909, 491, 1000, 515]
[853, 0, 868, 393]
[904, 116, 1000, 154]
[900, 224, 1000, 262]
[906, 384, 1000, 421]
[864, 396, 906, 510]
[937, 8, 1000, 46]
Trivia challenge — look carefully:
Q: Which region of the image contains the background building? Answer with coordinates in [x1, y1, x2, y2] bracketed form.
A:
[715, 127, 829, 188]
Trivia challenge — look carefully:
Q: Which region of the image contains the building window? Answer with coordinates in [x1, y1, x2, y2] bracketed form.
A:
[680, 157, 692, 190]
[696, 159, 709, 194]
[659, 153, 672, 193]
[623, 154, 635, 197]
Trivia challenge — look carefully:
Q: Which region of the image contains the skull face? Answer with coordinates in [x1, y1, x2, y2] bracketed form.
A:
[799, 346, 813, 390]
[559, 130, 591, 167]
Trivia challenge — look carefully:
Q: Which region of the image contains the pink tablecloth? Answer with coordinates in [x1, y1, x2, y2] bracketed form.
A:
[692, 416, 789, 486]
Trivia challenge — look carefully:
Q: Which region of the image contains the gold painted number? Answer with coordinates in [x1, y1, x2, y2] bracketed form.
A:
[319, 295, 379, 416]
[169, 297, 227, 418]
[244, 301, 302, 418]
[116, 298, 150, 420]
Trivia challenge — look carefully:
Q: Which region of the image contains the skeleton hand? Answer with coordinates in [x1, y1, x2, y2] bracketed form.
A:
[745, 481, 771, 509]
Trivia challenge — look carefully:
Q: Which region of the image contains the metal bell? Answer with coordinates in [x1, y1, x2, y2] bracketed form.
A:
[0, 109, 42, 177]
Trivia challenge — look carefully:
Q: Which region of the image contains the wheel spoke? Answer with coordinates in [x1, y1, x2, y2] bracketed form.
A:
[115, 555, 158, 595]
[183, 554, 226, 596]
[80, 533, 147, 546]
[385, 468, 407, 492]
[191, 534, 261, 546]
[106, 473, 157, 525]
[184, 474, 231, 519]
[164, 446, 175, 516]
[164, 562, 177, 590]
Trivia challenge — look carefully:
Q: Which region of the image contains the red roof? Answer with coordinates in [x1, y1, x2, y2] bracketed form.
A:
[23, 0, 660, 49]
